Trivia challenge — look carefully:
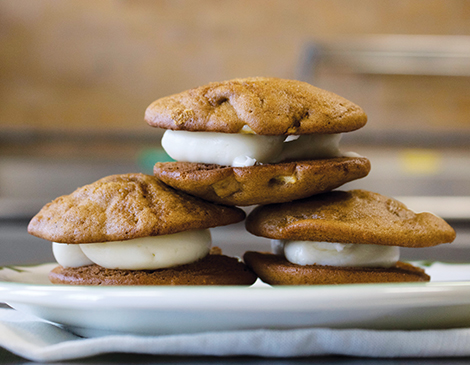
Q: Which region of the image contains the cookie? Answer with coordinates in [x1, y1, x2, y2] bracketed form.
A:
[28, 173, 245, 243]
[246, 189, 456, 248]
[49, 253, 257, 286]
[145, 77, 367, 135]
[243, 251, 430, 285]
[154, 157, 371, 206]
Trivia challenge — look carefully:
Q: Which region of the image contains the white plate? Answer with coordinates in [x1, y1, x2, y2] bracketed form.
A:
[1, 263, 470, 336]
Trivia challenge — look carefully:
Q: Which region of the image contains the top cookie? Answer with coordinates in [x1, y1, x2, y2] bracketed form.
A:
[246, 189, 456, 248]
[145, 77, 367, 135]
[28, 173, 245, 244]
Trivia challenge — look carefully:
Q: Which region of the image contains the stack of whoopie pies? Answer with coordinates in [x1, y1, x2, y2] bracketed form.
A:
[145, 77, 456, 285]
[29, 77, 456, 286]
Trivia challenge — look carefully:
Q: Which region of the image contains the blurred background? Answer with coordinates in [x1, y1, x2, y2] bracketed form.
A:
[0, 0, 469, 266]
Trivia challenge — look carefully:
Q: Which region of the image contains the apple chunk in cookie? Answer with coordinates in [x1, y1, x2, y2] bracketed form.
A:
[28, 173, 256, 285]
[243, 189, 456, 285]
[146, 77, 371, 206]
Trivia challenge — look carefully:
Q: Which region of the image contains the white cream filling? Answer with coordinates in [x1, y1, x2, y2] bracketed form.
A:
[161, 130, 349, 167]
[272, 240, 399, 268]
[52, 229, 211, 270]
[162, 130, 284, 167]
[52, 243, 94, 268]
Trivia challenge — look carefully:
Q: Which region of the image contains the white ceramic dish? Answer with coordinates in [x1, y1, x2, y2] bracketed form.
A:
[1, 262, 470, 336]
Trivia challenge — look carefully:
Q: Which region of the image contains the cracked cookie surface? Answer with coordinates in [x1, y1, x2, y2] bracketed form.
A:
[246, 189, 456, 247]
[28, 173, 245, 243]
[145, 77, 367, 135]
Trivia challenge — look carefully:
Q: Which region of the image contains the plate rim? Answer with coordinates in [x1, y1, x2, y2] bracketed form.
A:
[2, 263, 470, 312]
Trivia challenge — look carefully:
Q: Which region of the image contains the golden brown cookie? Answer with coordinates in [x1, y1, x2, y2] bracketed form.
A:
[154, 157, 371, 206]
[49, 253, 257, 286]
[243, 251, 430, 285]
[145, 77, 367, 135]
[246, 189, 456, 247]
[28, 173, 245, 244]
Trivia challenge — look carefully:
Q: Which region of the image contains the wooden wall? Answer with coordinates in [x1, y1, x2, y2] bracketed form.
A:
[1, 0, 469, 138]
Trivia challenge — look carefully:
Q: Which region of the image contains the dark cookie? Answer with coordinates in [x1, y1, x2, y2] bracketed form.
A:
[49, 253, 257, 286]
[243, 251, 430, 285]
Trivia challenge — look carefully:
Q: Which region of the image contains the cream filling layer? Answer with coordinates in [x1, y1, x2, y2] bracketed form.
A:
[52, 229, 211, 270]
[161, 130, 351, 167]
[272, 240, 399, 268]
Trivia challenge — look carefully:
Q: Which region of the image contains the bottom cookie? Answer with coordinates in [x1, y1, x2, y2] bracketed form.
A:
[243, 251, 430, 285]
[153, 157, 371, 206]
[49, 254, 257, 286]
